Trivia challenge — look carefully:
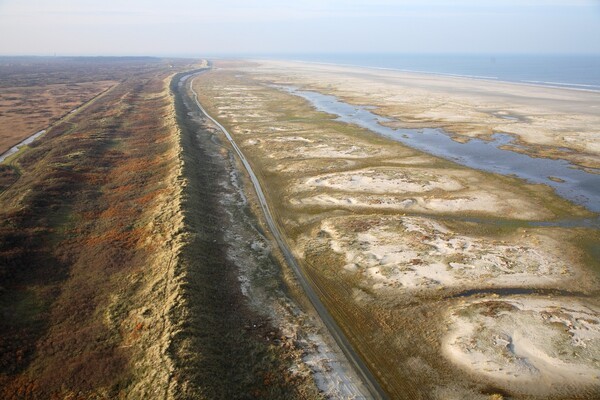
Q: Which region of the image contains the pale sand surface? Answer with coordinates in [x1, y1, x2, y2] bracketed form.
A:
[195, 65, 599, 398]
[290, 167, 549, 218]
[300, 167, 464, 194]
[310, 216, 581, 291]
[290, 187, 551, 219]
[443, 297, 600, 395]
[248, 60, 600, 168]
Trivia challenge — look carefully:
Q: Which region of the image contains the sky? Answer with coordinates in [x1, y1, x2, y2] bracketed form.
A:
[0, 0, 599, 56]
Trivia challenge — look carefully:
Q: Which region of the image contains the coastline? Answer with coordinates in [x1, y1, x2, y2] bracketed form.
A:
[246, 59, 600, 170]
[248, 55, 600, 93]
[194, 61, 600, 398]
[288, 60, 600, 93]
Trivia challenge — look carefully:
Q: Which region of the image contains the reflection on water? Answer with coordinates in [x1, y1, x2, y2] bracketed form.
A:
[279, 86, 600, 214]
[0, 130, 46, 163]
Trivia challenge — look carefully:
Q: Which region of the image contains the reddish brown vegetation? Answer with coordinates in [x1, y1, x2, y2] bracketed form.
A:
[0, 165, 19, 192]
[0, 59, 194, 398]
[0, 81, 116, 154]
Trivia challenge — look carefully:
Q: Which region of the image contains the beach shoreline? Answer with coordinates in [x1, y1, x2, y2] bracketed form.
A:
[271, 58, 600, 93]
[246, 59, 600, 170]
[193, 61, 600, 398]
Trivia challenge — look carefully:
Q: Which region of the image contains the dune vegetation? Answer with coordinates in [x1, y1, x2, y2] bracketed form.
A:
[0, 57, 331, 399]
[192, 61, 600, 399]
[0, 57, 197, 398]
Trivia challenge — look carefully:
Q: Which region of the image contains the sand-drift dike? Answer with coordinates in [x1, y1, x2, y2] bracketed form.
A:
[444, 297, 600, 396]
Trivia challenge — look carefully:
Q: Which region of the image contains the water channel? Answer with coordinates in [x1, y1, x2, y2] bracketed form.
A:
[0, 130, 46, 163]
[279, 86, 600, 215]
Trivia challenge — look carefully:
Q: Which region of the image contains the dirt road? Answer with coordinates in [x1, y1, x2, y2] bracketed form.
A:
[188, 71, 387, 400]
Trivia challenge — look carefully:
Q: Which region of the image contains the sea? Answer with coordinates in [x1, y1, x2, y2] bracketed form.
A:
[259, 54, 600, 92]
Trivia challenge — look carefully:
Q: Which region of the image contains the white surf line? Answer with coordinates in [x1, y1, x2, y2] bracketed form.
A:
[253, 59, 600, 93]
[188, 72, 386, 400]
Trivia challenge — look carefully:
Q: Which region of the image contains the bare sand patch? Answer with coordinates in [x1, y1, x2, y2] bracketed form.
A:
[256, 141, 378, 160]
[290, 192, 536, 219]
[295, 143, 375, 159]
[270, 159, 359, 174]
[315, 216, 577, 291]
[195, 66, 599, 398]
[270, 135, 314, 143]
[443, 297, 600, 396]
[291, 170, 554, 219]
[299, 167, 463, 194]
[242, 130, 392, 161]
[421, 192, 542, 219]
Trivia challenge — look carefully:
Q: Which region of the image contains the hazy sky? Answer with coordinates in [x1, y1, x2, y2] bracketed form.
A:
[0, 0, 599, 56]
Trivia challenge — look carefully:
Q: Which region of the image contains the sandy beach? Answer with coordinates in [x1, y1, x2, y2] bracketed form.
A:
[250, 60, 600, 169]
[195, 61, 600, 398]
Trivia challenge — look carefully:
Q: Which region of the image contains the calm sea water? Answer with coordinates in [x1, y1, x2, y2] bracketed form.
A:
[265, 54, 600, 91]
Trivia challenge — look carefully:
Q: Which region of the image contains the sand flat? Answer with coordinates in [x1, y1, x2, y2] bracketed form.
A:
[313, 216, 581, 291]
[443, 297, 600, 395]
[195, 64, 600, 398]
[249, 60, 600, 168]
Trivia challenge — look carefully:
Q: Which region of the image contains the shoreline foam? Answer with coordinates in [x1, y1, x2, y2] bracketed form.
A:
[253, 57, 600, 93]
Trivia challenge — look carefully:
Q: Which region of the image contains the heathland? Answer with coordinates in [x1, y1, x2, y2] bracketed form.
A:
[2, 56, 598, 399]
[0, 56, 199, 398]
[0, 57, 324, 399]
[192, 60, 600, 399]
[1, 56, 375, 399]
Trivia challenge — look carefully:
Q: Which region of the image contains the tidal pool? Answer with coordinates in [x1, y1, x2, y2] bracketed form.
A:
[279, 86, 600, 214]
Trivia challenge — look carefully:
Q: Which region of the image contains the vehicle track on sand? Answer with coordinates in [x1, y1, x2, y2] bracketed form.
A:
[188, 72, 387, 400]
